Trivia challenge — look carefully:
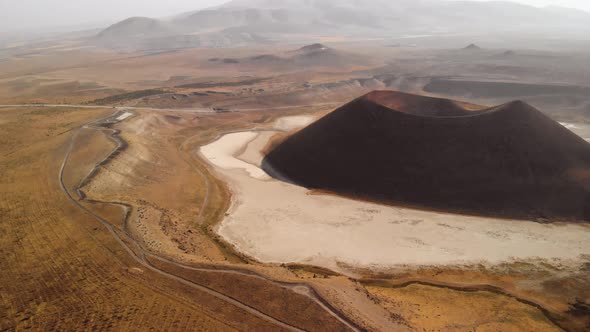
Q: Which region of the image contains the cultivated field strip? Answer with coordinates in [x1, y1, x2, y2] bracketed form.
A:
[0, 107, 252, 331]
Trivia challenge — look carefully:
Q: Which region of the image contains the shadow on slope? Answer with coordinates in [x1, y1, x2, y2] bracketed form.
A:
[264, 90, 590, 222]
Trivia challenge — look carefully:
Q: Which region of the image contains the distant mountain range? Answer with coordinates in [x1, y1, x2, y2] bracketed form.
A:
[93, 0, 590, 50]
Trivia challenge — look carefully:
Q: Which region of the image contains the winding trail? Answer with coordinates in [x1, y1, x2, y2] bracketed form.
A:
[75, 113, 133, 231]
[59, 110, 363, 332]
[179, 134, 213, 225]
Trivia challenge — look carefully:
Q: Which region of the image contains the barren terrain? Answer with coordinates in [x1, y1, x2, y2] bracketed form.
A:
[203, 117, 590, 270]
[2, 36, 590, 331]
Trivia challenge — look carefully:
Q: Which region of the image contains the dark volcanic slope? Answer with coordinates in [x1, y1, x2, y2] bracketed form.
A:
[263, 90, 590, 222]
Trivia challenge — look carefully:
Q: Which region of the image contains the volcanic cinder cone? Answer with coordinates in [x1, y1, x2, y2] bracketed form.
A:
[263, 90, 590, 222]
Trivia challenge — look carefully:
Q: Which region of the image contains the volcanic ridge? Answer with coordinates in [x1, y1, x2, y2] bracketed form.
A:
[208, 43, 365, 69]
[263, 90, 590, 222]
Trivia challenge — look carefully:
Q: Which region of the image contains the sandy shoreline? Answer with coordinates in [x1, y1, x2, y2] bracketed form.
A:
[201, 117, 590, 272]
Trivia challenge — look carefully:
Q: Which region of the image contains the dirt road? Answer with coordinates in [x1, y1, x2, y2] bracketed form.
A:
[58, 110, 363, 332]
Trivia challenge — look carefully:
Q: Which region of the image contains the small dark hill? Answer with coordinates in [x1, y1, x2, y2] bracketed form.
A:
[263, 90, 590, 222]
[502, 50, 517, 56]
[463, 43, 482, 50]
[291, 43, 364, 67]
[248, 54, 292, 65]
[490, 50, 517, 59]
[250, 54, 284, 61]
[298, 43, 330, 53]
[210, 43, 368, 69]
[97, 17, 172, 40]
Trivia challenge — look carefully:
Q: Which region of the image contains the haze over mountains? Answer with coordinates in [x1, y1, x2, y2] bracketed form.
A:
[93, 0, 590, 50]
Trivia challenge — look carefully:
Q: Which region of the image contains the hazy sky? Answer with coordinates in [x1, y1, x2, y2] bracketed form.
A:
[1, 0, 589, 32]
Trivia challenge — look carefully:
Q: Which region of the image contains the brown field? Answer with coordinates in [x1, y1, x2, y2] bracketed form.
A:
[366, 283, 560, 331]
[0, 107, 244, 331]
[2, 41, 590, 331]
[357, 261, 590, 332]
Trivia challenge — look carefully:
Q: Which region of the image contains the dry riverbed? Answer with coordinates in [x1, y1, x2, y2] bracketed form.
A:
[201, 117, 590, 273]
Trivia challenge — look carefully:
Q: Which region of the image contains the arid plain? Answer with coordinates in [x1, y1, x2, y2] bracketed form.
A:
[1, 35, 590, 332]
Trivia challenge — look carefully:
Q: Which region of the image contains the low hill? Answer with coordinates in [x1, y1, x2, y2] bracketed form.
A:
[502, 50, 516, 56]
[209, 43, 368, 70]
[290, 43, 358, 67]
[96, 17, 173, 40]
[463, 43, 481, 50]
[296, 43, 330, 53]
[263, 90, 590, 222]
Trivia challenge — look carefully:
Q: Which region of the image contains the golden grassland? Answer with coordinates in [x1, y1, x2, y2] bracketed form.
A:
[367, 283, 561, 332]
[358, 262, 590, 332]
[0, 106, 350, 331]
[0, 107, 240, 330]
